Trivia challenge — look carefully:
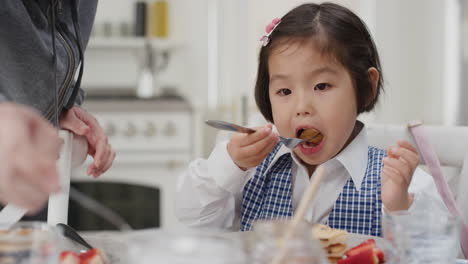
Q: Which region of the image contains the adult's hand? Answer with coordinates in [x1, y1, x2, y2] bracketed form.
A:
[60, 106, 115, 177]
[0, 103, 62, 212]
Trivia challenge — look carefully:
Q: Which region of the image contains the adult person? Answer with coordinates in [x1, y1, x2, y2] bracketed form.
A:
[0, 103, 62, 213]
[0, 0, 114, 216]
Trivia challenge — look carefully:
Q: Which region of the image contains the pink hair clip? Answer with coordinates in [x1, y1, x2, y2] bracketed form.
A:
[260, 18, 281, 47]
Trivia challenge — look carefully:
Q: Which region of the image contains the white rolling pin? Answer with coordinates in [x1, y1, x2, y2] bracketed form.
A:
[47, 131, 88, 225]
[0, 131, 88, 228]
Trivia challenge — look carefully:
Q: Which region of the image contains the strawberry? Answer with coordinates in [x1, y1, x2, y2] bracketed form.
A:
[79, 248, 107, 264]
[342, 239, 386, 263]
[337, 247, 378, 264]
[59, 251, 80, 264]
[345, 239, 377, 257]
[373, 248, 385, 263]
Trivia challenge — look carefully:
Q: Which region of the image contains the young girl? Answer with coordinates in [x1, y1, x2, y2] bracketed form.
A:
[176, 2, 443, 236]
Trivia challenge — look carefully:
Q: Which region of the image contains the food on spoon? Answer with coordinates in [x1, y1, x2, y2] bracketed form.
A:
[298, 128, 323, 145]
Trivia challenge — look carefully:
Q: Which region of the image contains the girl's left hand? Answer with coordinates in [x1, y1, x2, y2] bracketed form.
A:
[381, 140, 420, 212]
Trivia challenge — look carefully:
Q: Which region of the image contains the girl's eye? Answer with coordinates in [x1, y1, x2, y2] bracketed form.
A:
[277, 88, 292, 96]
[314, 83, 330, 91]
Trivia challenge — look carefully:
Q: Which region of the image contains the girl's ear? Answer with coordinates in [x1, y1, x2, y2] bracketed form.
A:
[366, 67, 379, 107]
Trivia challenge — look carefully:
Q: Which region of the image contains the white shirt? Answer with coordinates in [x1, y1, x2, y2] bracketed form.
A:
[175, 126, 446, 231]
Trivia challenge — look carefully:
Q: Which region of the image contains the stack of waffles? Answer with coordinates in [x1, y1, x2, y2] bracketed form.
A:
[311, 224, 349, 263]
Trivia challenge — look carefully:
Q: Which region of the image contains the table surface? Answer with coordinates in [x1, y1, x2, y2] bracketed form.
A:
[64, 228, 466, 264]
[63, 228, 383, 264]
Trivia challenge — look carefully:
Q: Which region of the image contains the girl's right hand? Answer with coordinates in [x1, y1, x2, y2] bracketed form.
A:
[227, 124, 279, 170]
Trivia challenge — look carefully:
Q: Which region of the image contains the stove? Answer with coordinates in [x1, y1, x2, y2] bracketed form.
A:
[71, 97, 193, 230]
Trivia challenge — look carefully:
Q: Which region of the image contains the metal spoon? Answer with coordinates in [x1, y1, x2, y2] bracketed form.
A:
[205, 120, 321, 149]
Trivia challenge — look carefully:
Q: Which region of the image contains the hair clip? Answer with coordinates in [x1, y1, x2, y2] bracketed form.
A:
[260, 18, 281, 47]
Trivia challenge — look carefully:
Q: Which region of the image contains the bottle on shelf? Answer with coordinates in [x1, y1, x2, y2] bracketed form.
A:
[135, 1, 147, 37]
[148, 0, 169, 38]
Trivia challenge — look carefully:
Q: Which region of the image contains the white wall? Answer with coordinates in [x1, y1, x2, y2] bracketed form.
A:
[370, 0, 459, 125]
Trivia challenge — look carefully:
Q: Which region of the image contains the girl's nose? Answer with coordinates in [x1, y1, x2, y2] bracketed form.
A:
[296, 110, 311, 116]
[295, 91, 315, 117]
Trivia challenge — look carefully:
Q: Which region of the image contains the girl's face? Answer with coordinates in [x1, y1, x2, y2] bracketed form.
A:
[268, 40, 358, 173]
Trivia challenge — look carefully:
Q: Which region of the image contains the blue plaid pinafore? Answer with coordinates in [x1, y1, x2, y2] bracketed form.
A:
[240, 143, 386, 236]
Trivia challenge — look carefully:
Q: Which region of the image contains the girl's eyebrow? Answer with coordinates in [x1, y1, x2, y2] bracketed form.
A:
[269, 67, 339, 83]
[310, 67, 339, 76]
[269, 74, 289, 83]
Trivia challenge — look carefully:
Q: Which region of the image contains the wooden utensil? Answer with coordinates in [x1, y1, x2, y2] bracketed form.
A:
[271, 166, 326, 264]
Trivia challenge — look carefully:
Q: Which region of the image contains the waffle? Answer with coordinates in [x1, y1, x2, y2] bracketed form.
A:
[311, 224, 348, 261]
[299, 128, 323, 144]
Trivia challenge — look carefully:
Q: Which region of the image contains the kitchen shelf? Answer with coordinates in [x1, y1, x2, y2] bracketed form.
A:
[87, 37, 181, 50]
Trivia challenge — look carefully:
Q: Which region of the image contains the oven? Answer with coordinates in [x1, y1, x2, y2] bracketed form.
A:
[70, 97, 193, 231]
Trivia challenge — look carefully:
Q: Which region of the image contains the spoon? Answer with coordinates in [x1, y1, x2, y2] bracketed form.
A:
[205, 120, 321, 149]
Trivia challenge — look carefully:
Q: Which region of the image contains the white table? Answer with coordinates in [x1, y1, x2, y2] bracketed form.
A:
[65, 228, 468, 263]
[67, 229, 386, 264]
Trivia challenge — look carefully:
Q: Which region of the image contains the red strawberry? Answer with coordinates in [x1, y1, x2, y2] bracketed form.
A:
[373, 248, 385, 263]
[345, 239, 377, 257]
[79, 248, 107, 264]
[59, 251, 80, 264]
[337, 248, 378, 264]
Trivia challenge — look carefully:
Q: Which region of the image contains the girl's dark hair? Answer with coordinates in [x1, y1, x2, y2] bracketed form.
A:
[255, 2, 383, 123]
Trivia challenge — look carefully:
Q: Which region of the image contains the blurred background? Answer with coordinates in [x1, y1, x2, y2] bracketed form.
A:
[69, 0, 467, 231]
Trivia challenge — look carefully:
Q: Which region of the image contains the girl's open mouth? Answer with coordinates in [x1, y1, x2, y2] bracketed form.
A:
[297, 128, 323, 144]
[297, 128, 325, 154]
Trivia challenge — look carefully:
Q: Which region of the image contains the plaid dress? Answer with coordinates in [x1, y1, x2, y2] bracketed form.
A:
[240, 143, 386, 236]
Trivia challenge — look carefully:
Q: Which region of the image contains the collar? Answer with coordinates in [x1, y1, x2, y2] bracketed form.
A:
[333, 122, 368, 191]
[271, 122, 369, 191]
